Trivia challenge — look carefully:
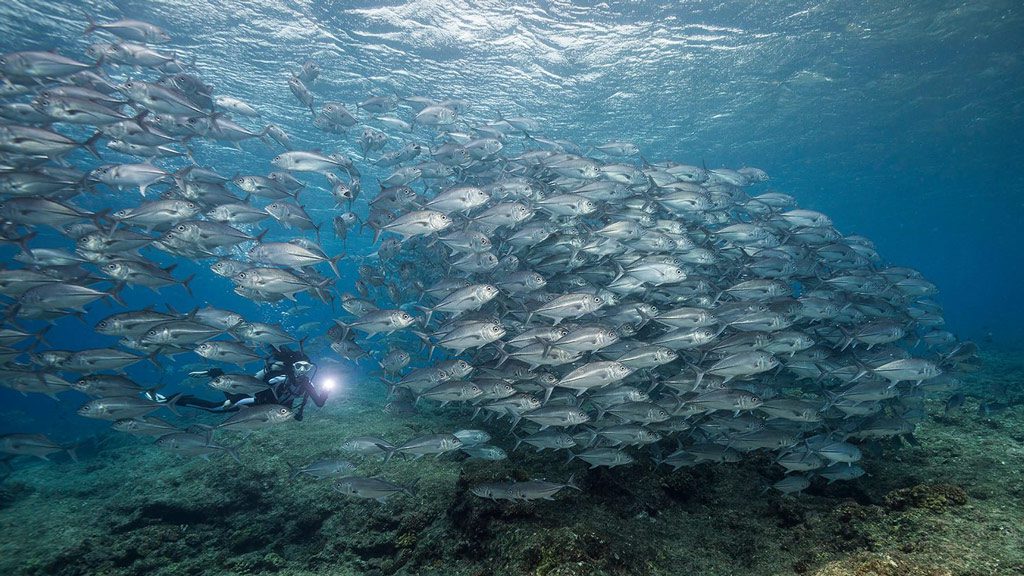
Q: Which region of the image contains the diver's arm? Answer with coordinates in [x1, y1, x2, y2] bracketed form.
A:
[300, 378, 329, 408]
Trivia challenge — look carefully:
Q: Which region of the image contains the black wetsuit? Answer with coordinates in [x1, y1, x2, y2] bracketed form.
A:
[258, 360, 328, 421]
[173, 354, 328, 421]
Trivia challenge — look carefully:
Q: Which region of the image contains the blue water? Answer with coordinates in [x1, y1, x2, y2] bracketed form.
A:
[0, 0, 1021, 441]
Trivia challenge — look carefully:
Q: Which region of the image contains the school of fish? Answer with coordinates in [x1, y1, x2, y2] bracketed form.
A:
[0, 16, 981, 501]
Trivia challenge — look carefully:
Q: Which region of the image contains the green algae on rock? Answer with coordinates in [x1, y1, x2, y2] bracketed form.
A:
[1, 350, 1023, 576]
[882, 484, 968, 512]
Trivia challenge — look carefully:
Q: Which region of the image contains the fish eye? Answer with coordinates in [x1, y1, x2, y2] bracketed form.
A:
[279, 408, 288, 414]
[176, 224, 186, 231]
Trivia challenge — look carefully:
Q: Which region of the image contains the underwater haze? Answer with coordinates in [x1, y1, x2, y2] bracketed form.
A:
[0, 1, 1022, 576]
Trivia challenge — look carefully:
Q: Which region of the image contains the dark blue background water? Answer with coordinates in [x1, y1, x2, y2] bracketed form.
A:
[1, 0, 1021, 440]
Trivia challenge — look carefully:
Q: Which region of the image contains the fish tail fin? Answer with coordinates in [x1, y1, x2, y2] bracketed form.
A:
[191, 423, 216, 438]
[82, 131, 103, 159]
[405, 477, 420, 496]
[145, 349, 163, 370]
[542, 385, 554, 406]
[684, 360, 706, 389]
[257, 125, 272, 145]
[162, 392, 181, 417]
[379, 376, 397, 399]
[849, 359, 871, 383]
[493, 341, 511, 368]
[61, 444, 78, 463]
[107, 282, 126, 307]
[30, 325, 51, 350]
[634, 305, 655, 330]
[15, 231, 37, 258]
[410, 330, 434, 360]
[83, 14, 97, 35]
[821, 389, 839, 411]
[837, 326, 854, 351]
[507, 408, 522, 431]
[172, 164, 192, 187]
[89, 208, 111, 230]
[536, 337, 554, 359]
[565, 473, 581, 491]
[181, 273, 196, 298]
[412, 305, 434, 327]
[328, 253, 343, 279]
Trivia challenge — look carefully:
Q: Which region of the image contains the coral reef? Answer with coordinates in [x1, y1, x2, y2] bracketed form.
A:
[882, 484, 968, 512]
[1, 350, 1023, 575]
[810, 553, 951, 576]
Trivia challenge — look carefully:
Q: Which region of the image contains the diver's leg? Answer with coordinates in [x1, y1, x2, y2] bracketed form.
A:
[165, 394, 234, 412]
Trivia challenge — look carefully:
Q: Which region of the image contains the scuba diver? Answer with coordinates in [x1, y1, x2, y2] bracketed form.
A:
[159, 346, 329, 421]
